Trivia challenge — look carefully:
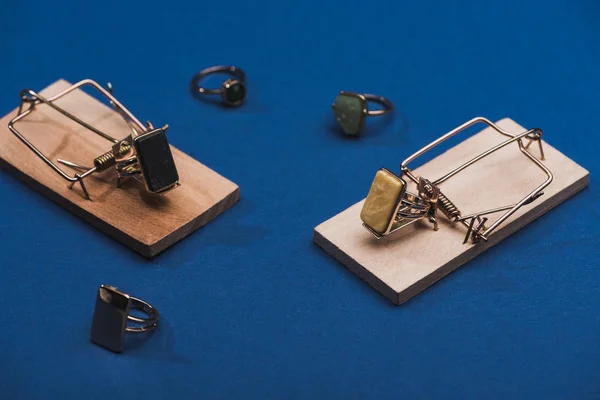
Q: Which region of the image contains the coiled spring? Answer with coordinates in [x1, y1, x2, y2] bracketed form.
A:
[421, 184, 461, 221]
[93, 141, 131, 171]
[94, 151, 115, 171]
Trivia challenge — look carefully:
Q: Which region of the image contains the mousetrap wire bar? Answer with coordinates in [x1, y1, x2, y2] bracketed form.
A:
[400, 117, 553, 242]
[7, 79, 148, 198]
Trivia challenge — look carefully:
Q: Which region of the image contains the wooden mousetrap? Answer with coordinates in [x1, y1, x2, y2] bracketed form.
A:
[0, 79, 239, 257]
[314, 117, 589, 305]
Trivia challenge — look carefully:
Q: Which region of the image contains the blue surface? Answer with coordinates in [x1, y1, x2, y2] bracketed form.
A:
[0, 1, 598, 398]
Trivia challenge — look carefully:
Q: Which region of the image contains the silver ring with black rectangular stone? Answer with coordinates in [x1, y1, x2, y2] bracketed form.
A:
[191, 65, 247, 107]
[331, 91, 394, 136]
[90, 284, 160, 353]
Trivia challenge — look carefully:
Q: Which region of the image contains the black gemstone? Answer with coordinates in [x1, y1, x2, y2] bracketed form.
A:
[90, 286, 129, 353]
[225, 82, 246, 103]
[133, 129, 179, 193]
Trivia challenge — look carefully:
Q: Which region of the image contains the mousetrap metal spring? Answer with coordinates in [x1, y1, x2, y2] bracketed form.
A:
[7, 79, 180, 200]
[360, 117, 553, 244]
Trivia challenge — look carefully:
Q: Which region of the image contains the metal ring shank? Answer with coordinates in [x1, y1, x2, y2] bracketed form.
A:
[191, 65, 246, 95]
[397, 192, 429, 218]
[126, 296, 160, 333]
[363, 94, 393, 116]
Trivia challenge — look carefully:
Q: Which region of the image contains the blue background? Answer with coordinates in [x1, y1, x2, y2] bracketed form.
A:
[0, 0, 598, 398]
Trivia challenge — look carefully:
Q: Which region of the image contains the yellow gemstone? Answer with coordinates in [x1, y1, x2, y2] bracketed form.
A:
[360, 169, 406, 234]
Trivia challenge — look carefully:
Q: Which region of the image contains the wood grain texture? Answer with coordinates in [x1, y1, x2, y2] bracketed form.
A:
[314, 118, 589, 305]
[0, 80, 239, 257]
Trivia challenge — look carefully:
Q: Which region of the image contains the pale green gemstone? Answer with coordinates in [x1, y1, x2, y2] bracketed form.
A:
[332, 93, 365, 136]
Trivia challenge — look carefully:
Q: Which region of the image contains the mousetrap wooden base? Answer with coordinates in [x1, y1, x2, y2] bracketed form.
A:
[0, 80, 240, 258]
[314, 118, 589, 305]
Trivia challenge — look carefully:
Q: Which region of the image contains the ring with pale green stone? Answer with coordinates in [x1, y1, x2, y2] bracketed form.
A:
[191, 65, 247, 107]
[332, 91, 394, 136]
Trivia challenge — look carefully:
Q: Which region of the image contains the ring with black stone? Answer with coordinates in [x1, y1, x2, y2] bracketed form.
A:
[191, 65, 247, 107]
[331, 91, 394, 136]
[90, 284, 160, 353]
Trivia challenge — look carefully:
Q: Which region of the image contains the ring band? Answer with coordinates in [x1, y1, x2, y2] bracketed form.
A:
[332, 91, 394, 136]
[191, 65, 247, 107]
[91, 284, 160, 352]
[361, 94, 394, 116]
[126, 296, 160, 333]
